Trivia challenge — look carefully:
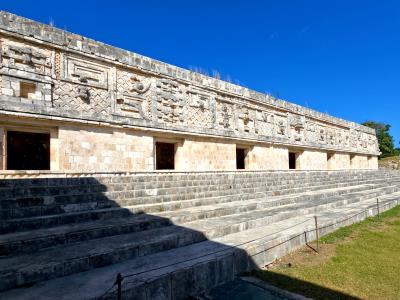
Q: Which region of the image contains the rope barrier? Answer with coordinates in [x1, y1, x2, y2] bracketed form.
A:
[99, 197, 399, 298]
[98, 282, 117, 300]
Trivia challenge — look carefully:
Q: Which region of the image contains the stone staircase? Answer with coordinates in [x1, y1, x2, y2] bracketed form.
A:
[0, 170, 400, 300]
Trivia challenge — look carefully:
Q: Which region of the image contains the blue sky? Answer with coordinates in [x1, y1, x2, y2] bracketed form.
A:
[2, 1, 399, 146]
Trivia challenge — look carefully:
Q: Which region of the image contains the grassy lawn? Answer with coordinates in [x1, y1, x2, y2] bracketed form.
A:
[253, 205, 400, 300]
[379, 156, 400, 170]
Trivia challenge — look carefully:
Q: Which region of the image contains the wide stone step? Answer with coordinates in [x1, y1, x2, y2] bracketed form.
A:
[146, 183, 387, 223]
[2, 176, 400, 234]
[2, 176, 399, 234]
[0, 182, 386, 255]
[181, 185, 399, 239]
[2, 176, 399, 220]
[0, 171, 390, 192]
[115, 176, 400, 208]
[1, 184, 398, 291]
[0, 207, 133, 234]
[0, 214, 174, 256]
[1, 191, 399, 300]
[0, 172, 396, 204]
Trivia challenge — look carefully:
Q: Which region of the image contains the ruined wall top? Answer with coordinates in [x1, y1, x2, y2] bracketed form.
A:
[0, 11, 379, 155]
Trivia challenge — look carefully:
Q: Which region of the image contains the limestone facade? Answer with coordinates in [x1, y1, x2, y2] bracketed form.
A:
[246, 145, 289, 170]
[0, 11, 379, 172]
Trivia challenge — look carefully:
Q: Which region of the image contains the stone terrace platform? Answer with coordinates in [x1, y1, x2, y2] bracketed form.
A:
[0, 170, 399, 299]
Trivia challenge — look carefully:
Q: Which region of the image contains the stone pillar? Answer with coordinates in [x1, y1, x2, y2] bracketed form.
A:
[174, 141, 186, 171]
[351, 155, 369, 169]
[246, 145, 289, 170]
[50, 128, 60, 171]
[297, 149, 328, 170]
[368, 156, 379, 169]
[329, 153, 351, 170]
[174, 138, 236, 171]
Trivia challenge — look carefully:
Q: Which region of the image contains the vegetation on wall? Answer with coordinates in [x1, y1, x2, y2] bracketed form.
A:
[362, 121, 399, 158]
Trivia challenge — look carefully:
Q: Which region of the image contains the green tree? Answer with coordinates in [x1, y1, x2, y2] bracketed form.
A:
[362, 121, 396, 158]
[395, 146, 400, 155]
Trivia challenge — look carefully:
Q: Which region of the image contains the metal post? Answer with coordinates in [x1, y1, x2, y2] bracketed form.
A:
[314, 216, 320, 253]
[116, 273, 123, 300]
[376, 198, 380, 218]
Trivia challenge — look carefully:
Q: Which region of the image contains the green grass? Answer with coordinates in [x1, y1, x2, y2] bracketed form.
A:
[254, 205, 400, 300]
[379, 156, 400, 170]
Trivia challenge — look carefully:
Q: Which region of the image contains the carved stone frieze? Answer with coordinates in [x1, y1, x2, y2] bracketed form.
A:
[77, 86, 90, 103]
[319, 126, 326, 143]
[275, 114, 288, 137]
[256, 110, 274, 137]
[63, 55, 109, 89]
[116, 70, 152, 120]
[1, 40, 52, 75]
[350, 129, 359, 149]
[237, 106, 256, 133]
[216, 99, 234, 129]
[116, 95, 148, 119]
[185, 89, 213, 128]
[0, 14, 381, 155]
[305, 121, 317, 143]
[288, 114, 305, 142]
[53, 80, 109, 115]
[326, 128, 336, 145]
[155, 79, 185, 124]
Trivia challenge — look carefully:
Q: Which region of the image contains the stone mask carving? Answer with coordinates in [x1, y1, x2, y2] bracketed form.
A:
[77, 86, 90, 103]
[277, 120, 286, 135]
[221, 104, 230, 128]
[130, 75, 150, 94]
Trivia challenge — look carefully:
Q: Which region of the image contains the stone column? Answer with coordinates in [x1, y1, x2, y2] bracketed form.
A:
[50, 128, 60, 171]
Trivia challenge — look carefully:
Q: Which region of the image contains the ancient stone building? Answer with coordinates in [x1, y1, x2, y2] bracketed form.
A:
[0, 11, 379, 173]
[2, 11, 400, 300]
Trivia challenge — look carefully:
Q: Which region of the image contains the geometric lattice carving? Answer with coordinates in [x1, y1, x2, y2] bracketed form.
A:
[53, 80, 110, 115]
[186, 90, 213, 128]
[186, 106, 213, 128]
[256, 110, 274, 137]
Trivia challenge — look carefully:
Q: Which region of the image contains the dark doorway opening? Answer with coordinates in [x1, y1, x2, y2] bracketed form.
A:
[289, 152, 297, 170]
[350, 155, 355, 168]
[327, 153, 334, 169]
[156, 142, 175, 170]
[7, 131, 50, 170]
[236, 148, 246, 170]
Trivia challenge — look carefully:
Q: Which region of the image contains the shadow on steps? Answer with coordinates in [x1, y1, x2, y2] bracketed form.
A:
[0, 171, 394, 299]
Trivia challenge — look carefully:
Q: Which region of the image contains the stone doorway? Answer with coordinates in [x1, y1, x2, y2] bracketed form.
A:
[155, 142, 175, 170]
[6, 130, 50, 170]
[289, 152, 297, 169]
[236, 148, 246, 170]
